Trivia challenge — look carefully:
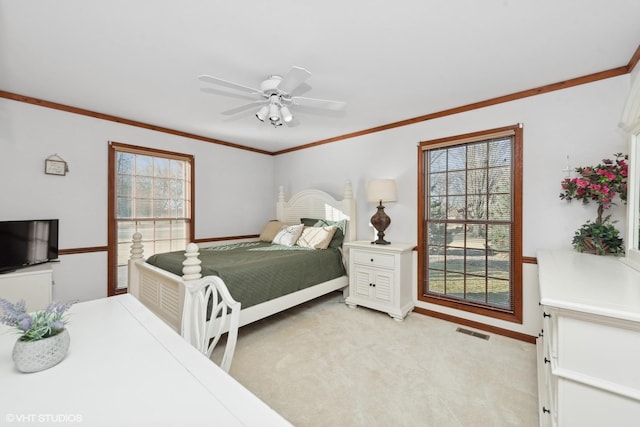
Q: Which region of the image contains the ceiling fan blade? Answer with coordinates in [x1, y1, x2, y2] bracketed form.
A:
[200, 87, 263, 101]
[278, 66, 312, 94]
[291, 82, 312, 96]
[291, 96, 346, 111]
[198, 75, 261, 95]
[220, 100, 266, 116]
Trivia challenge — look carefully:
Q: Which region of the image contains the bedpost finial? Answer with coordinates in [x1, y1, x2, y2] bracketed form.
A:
[130, 233, 144, 260]
[343, 180, 353, 199]
[183, 243, 202, 280]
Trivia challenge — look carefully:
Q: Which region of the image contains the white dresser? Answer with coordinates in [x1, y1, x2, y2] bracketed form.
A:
[344, 241, 414, 320]
[537, 249, 640, 427]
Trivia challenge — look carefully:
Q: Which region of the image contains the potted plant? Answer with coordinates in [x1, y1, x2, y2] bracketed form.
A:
[0, 299, 74, 372]
[559, 153, 628, 255]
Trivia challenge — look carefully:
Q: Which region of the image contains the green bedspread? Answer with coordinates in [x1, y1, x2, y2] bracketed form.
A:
[146, 242, 346, 309]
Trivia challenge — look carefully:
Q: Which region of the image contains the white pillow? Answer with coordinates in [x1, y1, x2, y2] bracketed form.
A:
[296, 226, 337, 249]
[272, 224, 305, 247]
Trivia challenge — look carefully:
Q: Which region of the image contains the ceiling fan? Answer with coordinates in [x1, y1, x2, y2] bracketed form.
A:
[198, 66, 346, 127]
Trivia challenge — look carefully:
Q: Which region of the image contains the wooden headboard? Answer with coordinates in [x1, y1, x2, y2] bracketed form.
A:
[276, 180, 357, 244]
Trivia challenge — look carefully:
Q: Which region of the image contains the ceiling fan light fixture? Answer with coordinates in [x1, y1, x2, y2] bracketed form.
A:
[280, 105, 293, 123]
[256, 105, 269, 122]
[199, 66, 346, 128]
[269, 102, 280, 122]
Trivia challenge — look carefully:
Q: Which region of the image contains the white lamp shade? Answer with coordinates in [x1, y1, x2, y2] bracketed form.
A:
[367, 179, 397, 203]
[269, 103, 280, 122]
[256, 105, 269, 121]
[280, 105, 293, 123]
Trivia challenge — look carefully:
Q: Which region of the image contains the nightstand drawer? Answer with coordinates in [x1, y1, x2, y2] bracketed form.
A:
[352, 250, 395, 269]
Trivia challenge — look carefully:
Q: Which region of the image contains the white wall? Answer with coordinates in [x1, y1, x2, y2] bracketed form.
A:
[274, 74, 631, 337]
[1, 73, 631, 336]
[0, 99, 275, 302]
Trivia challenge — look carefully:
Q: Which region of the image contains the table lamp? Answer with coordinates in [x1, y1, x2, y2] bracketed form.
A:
[367, 179, 397, 245]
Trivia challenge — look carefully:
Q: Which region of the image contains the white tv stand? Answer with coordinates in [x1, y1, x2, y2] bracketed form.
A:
[0, 263, 53, 311]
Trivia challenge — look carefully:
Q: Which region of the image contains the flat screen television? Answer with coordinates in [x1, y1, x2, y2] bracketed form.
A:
[0, 219, 59, 273]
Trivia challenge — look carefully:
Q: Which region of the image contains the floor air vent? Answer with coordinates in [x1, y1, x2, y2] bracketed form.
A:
[456, 327, 490, 340]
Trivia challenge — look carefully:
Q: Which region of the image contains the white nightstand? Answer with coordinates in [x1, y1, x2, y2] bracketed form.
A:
[344, 240, 414, 321]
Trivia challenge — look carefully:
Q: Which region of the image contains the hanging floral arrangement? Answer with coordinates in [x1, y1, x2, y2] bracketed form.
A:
[559, 153, 628, 255]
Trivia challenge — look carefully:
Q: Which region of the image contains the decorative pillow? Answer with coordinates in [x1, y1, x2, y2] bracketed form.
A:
[296, 225, 337, 250]
[259, 220, 285, 242]
[300, 218, 347, 248]
[272, 224, 305, 247]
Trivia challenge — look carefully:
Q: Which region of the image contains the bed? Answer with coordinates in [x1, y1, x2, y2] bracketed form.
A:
[127, 181, 356, 346]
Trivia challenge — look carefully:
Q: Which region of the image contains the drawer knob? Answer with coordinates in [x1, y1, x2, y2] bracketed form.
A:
[370, 258, 374, 262]
[543, 312, 551, 318]
[544, 357, 551, 364]
[542, 406, 550, 414]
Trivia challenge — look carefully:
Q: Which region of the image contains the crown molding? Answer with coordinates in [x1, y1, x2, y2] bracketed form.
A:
[2, 44, 638, 156]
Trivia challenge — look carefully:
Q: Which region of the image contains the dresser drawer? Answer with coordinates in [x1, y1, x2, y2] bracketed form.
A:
[352, 250, 395, 269]
[556, 311, 640, 392]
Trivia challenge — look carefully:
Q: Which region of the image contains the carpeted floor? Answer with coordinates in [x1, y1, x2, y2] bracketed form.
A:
[212, 291, 539, 427]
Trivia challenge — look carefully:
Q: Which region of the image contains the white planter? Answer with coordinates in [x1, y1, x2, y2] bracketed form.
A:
[12, 329, 70, 373]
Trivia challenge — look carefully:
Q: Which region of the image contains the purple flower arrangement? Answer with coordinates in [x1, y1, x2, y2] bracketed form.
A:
[0, 299, 74, 342]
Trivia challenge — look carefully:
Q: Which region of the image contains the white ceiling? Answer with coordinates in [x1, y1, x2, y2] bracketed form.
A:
[1, 1, 639, 153]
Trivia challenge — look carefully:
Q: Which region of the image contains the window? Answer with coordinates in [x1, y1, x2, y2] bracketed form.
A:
[108, 142, 194, 296]
[418, 125, 523, 323]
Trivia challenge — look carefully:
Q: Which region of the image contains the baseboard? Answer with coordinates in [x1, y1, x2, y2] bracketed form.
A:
[413, 307, 536, 344]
